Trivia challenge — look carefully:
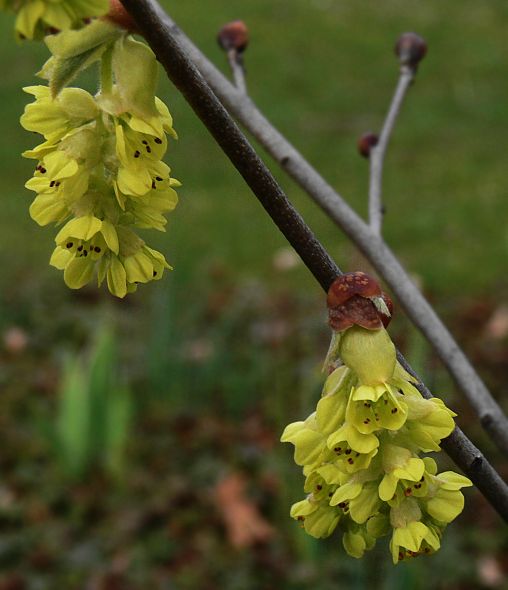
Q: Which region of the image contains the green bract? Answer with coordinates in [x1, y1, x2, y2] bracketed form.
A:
[281, 325, 472, 563]
[21, 33, 180, 298]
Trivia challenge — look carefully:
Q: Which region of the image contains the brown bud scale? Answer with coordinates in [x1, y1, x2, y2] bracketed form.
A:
[327, 272, 382, 308]
[328, 295, 383, 332]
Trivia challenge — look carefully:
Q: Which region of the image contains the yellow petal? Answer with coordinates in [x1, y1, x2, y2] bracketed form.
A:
[49, 246, 72, 270]
[343, 531, 366, 559]
[426, 490, 465, 523]
[15, 0, 45, 39]
[330, 482, 362, 506]
[117, 166, 152, 196]
[123, 251, 153, 283]
[106, 256, 127, 298]
[99, 219, 119, 254]
[63, 257, 94, 289]
[55, 215, 102, 243]
[29, 195, 68, 226]
[392, 521, 429, 552]
[290, 499, 318, 518]
[378, 473, 398, 501]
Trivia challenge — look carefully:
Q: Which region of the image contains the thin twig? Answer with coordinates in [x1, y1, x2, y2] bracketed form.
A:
[369, 66, 414, 234]
[120, 0, 508, 521]
[120, 3, 508, 457]
[227, 48, 247, 94]
[397, 351, 508, 522]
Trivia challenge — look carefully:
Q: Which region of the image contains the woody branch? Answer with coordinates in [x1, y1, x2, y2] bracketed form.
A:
[118, 0, 508, 521]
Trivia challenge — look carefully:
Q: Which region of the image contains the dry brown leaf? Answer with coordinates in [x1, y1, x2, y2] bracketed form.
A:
[214, 473, 274, 549]
[484, 305, 508, 341]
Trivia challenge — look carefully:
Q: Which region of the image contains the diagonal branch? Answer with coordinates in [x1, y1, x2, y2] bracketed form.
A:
[117, 3, 508, 457]
[369, 66, 414, 234]
[396, 351, 508, 523]
[120, 0, 508, 521]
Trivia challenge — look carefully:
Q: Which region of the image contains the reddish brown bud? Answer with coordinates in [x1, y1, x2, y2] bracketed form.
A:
[327, 273, 394, 332]
[105, 0, 139, 33]
[217, 20, 249, 53]
[357, 132, 378, 159]
[327, 272, 382, 309]
[395, 33, 427, 68]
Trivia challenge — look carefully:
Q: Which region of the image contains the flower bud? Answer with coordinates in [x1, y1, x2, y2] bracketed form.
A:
[357, 132, 378, 158]
[395, 33, 427, 68]
[217, 20, 249, 53]
[327, 272, 387, 332]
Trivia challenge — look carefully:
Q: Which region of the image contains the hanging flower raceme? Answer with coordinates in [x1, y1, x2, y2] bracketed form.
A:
[281, 272, 472, 563]
[21, 28, 180, 298]
[0, 0, 109, 39]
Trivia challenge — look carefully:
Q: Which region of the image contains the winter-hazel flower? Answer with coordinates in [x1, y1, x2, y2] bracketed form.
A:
[281, 273, 472, 563]
[290, 498, 341, 539]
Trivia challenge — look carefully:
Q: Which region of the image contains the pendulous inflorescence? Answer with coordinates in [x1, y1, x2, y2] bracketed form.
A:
[11, 12, 181, 297]
[281, 272, 472, 563]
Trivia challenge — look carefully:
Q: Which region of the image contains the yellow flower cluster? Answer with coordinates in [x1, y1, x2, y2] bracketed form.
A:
[281, 326, 472, 563]
[21, 81, 179, 297]
[0, 0, 108, 39]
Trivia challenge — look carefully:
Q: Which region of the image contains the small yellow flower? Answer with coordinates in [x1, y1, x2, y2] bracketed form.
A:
[421, 470, 472, 523]
[378, 444, 426, 502]
[280, 416, 328, 470]
[330, 477, 382, 524]
[290, 498, 341, 539]
[390, 520, 441, 564]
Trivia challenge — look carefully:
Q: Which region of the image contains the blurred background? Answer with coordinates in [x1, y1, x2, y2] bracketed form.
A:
[0, 0, 507, 588]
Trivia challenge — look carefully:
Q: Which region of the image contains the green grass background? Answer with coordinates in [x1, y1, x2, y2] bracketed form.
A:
[0, 1, 507, 589]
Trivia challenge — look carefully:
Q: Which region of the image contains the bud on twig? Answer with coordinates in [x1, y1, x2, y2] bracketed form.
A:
[357, 132, 379, 159]
[327, 272, 393, 331]
[395, 32, 427, 69]
[217, 20, 249, 53]
[105, 0, 139, 33]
